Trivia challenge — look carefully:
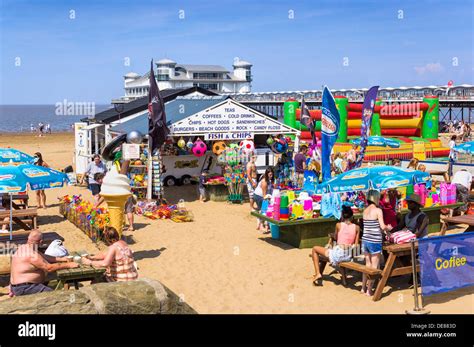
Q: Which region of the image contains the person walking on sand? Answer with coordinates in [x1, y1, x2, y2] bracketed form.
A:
[38, 122, 44, 137]
[81, 154, 107, 204]
[246, 154, 258, 210]
[253, 168, 274, 232]
[361, 190, 392, 296]
[9, 230, 78, 296]
[33, 152, 49, 209]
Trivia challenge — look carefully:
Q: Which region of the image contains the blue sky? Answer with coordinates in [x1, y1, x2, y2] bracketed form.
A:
[0, 0, 473, 104]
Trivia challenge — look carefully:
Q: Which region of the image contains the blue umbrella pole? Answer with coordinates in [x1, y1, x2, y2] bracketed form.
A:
[9, 192, 13, 241]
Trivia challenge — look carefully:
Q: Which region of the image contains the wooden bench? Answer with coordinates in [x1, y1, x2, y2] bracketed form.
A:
[318, 254, 382, 286]
[0, 208, 37, 230]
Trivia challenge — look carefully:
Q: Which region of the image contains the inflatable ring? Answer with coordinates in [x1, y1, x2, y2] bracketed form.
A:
[101, 133, 127, 161]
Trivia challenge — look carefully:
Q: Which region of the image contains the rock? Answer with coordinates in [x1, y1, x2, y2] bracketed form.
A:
[0, 278, 196, 314]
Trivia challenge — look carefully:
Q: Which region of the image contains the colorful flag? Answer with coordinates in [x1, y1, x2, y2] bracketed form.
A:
[354, 86, 379, 168]
[148, 59, 170, 154]
[418, 232, 474, 296]
[321, 86, 340, 181]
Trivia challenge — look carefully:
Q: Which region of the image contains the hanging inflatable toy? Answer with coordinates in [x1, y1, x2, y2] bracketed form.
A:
[177, 137, 186, 149]
[186, 138, 194, 149]
[192, 138, 207, 157]
[101, 133, 127, 161]
[226, 143, 240, 166]
[212, 141, 227, 155]
[239, 139, 255, 156]
[271, 136, 288, 154]
[266, 136, 275, 146]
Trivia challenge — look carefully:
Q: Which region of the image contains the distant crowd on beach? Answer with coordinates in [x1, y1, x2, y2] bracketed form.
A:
[30, 122, 51, 136]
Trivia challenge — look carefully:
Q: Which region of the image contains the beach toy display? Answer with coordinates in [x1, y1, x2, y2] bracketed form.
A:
[279, 194, 289, 220]
[100, 166, 132, 238]
[58, 195, 109, 242]
[224, 164, 246, 203]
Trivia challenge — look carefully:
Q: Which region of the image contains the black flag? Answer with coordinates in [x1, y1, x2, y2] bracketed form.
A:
[148, 59, 170, 154]
[301, 96, 316, 143]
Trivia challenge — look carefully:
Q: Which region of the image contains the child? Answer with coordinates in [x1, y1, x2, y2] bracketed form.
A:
[199, 170, 208, 203]
[417, 164, 426, 172]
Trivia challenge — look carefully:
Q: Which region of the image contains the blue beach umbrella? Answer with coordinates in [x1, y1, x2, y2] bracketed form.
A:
[453, 141, 474, 154]
[0, 164, 68, 239]
[316, 166, 431, 194]
[350, 136, 401, 148]
[0, 148, 35, 165]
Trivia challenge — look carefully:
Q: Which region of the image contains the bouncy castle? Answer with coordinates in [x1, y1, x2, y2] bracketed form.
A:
[283, 95, 450, 159]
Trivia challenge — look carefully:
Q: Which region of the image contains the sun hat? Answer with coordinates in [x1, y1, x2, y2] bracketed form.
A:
[406, 194, 422, 206]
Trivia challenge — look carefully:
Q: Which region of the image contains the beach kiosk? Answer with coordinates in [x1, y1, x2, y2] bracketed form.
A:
[107, 96, 300, 200]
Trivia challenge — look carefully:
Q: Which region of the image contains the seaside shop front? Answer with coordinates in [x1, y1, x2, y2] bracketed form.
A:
[107, 96, 300, 200]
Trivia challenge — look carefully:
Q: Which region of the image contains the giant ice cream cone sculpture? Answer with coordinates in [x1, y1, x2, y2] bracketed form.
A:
[100, 166, 132, 238]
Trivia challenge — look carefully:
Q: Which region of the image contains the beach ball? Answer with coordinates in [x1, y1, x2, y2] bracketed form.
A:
[212, 141, 227, 155]
[186, 140, 194, 149]
[266, 136, 275, 146]
[239, 139, 255, 155]
[192, 139, 207, 157]
[177, 137, 186, 149]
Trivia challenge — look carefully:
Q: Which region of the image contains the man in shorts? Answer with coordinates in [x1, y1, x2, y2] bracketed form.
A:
[246, 154, 258, 210]
[10, 230, 78, 296]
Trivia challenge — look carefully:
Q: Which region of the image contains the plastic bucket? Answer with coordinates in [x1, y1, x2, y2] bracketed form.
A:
[269, 223, 280, 239]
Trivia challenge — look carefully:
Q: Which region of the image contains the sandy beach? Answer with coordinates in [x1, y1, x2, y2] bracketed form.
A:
[0, 132, 472, 314]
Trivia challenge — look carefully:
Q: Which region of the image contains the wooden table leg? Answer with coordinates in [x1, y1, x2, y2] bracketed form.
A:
[339, 267, 347, 286]
[74, 281, 79, 290]
[373, 253, 396, 302]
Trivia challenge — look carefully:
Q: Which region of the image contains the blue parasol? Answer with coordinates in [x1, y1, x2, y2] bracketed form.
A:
[0, 164, 68, 240]
[350, 136, 401, 148]
[453, 141, 474, 154]
[316, 166, 431, 194]
[0, 148, 35, 165]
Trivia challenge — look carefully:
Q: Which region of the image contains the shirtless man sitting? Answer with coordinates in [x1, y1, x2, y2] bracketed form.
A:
[246, 154, 258, 211]
[10, 230, 78, 296]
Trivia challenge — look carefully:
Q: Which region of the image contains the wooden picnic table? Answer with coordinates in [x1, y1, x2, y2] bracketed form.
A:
[372, 242, 418, 302]
[55, 265, 106, 290]
[441, 215, 474, 234]
[55, 250, 106, 290]
[1, 193, 29, 209]
[251, 203, 464, 248]
[0, 208, 37, 230]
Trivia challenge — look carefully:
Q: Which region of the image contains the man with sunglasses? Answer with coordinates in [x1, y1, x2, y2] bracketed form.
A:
[9, 230, 78, 296]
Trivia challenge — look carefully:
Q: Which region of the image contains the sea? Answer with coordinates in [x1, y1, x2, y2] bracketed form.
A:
[0, 104, 112, 133]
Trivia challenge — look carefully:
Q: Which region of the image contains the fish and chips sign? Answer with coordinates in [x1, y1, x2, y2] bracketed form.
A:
[170, 100, 297, 138]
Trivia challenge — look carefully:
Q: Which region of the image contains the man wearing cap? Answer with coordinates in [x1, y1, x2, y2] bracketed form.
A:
[391, 194, 429, 238]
